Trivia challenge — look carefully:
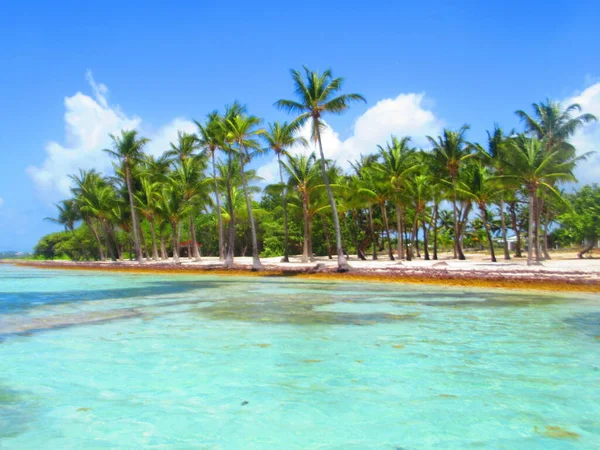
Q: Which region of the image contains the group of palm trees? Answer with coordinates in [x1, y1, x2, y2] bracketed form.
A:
[47, 67, 596, 269]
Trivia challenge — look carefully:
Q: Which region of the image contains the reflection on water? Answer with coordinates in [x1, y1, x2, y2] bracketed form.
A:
[0, 264, 599, 449]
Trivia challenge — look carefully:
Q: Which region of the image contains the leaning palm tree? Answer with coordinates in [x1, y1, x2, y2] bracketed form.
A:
[499, 136, 584, 265]
[427, 126, 474, 260]
[103, 130, 150, 263]
[196, 112, 226, 260]
[276, 67, 366, 271]
[226, 112, 264, 270]
[262, 121, 308, 262]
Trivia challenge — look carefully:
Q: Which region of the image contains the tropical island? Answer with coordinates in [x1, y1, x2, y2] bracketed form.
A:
[21, 67, 600, 290]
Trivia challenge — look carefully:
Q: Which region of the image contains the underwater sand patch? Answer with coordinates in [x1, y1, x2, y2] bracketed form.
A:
[535, 425, 580, 440]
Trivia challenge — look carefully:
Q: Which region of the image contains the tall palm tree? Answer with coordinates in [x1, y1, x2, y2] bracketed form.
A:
[516, 100, 597, 259]
[516, 99, 597, 153]
[276, 67, 366, 271]
[103, 130, 150, 263]
[376, 135, 418, 259]
[500, 136, 583, 265]
[226, 113, 264, 270]
[262, 121, 308, 262]
[196, 112, 226, 260]
[427, 126, 474, 260]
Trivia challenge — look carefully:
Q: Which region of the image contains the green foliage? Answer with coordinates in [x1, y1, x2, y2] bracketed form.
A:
[558, 184, 600, 244]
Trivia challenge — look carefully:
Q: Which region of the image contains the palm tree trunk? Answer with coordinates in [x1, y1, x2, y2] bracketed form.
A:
[432, 202, 439, 260]
[149, 219, 159, 261]
[395, 203, 405, 259]
[224, 151, 235, 267]
[534, 197, 541, 263]
[368, 206, 377, 260]
[301, 197, 310, 263]
[509, 201, 522, 257]
[160, 236, 167, 260]
[422, 212, 430, 260]
[277, 153, 290, 263]
[212, 151, 225, 261]
[308, 215, 316, 262]
[171, 221, 180, 262]
[499, 199, 510, 260]
[87, 219, 105, 261]
[125, 165, 143, 264]
[481, 204, 497, 262]
[452, 182, 466, 260]
[542, 207, 552, 260]
[190, 216, 201, 261]
[412, 211, 419, 258]
[527, 189, 535, 266]
[239, 148, 262, 270]
[315, 126, 349, 271]
[321, 214, 333, 259]
[381, 203, 395, 261]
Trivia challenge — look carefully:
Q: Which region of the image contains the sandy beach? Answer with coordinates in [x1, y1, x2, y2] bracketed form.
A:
[6, 251, 600, 292]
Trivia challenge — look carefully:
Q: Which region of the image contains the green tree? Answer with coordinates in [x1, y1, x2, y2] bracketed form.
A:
[276, 67, 366, 271]
[104, 130, 150, 263]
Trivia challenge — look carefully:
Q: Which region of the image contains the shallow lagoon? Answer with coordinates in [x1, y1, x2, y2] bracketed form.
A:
[1, 264, 599, 449]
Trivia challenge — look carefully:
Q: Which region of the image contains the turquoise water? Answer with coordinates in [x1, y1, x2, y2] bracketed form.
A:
[1, 264, 599, 449]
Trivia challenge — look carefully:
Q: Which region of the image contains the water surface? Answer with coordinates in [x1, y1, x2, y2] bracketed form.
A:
[1, 264, 599, 449]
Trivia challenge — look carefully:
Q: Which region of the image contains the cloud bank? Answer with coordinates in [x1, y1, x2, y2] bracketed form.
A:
[565, 82, 600, 185]
[27, 71, 195, 201]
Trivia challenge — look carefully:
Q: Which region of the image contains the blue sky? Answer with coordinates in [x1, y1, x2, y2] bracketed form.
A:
[1, 0, 599, 251]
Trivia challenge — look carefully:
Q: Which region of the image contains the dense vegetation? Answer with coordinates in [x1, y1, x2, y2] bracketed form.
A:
[38, 67, 598, 267]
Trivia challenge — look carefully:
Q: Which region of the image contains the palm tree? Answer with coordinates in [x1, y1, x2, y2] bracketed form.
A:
[280, 152, 322, 262]
[262, 121, 308, 262]
[516, 99, 597, 153]
[500, 136, 583, 265]
[45, 199, 80, 234]
[104, 130, 150, 263]
[349, 154, 380, 260]
[376, 135, 418, 259]
[69, 169, 108, 260]
[276, 67, 366, 271]
[456, 163, 499, 262]
[427, 126, 474, 260]
[196, 112, 226, 260]
[135, 176, 162, 260]
[165, 131, 200, 162]
[226, 112, 264, 270]
[516, 100, 597, 259]
[478, 125, 512, 260]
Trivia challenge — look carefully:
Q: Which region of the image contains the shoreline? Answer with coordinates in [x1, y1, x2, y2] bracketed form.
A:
[5, 257, 600, 293]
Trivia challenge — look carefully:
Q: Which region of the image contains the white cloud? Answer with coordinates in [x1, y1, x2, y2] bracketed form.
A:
[257, 93, 443, 184]
[565, 82, 600, 185]
[27, 72, 195, 201]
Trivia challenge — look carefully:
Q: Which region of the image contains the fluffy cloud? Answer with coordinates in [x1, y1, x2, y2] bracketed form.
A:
[27, 71, 195, 201]
[257, 93, 443, 184]
[564, 82, 600, 185]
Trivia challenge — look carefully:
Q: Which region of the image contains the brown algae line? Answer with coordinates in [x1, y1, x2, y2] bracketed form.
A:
[10, 261, 600, 293]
